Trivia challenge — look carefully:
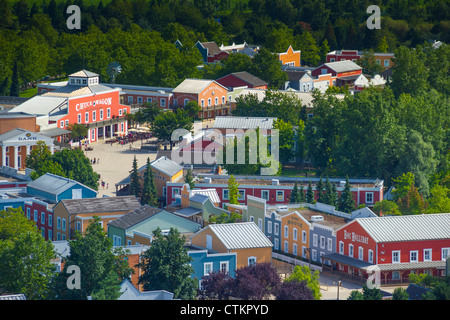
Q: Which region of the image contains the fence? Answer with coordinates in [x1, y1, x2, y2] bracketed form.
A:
[272, 252, 322, 272]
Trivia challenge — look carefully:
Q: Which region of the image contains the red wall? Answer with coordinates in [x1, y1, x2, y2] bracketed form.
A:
[25, 201, 53, 240]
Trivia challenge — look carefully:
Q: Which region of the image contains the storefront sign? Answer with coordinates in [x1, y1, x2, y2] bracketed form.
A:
[344, 230, 369, 244]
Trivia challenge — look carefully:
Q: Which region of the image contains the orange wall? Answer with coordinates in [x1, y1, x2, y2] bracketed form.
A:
[0, 117, 37, 134]
[279, 46, 301, 67]
[281, 213, 310, 258]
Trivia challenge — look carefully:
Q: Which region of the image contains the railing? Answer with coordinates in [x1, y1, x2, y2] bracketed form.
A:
[272, 252, 322, 272]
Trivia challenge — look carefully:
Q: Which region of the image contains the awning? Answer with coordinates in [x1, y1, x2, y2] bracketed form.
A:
[322, 253, 374, 270]
[40, 127, 72, 137]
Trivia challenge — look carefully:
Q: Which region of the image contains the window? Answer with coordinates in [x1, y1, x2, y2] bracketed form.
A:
[284, 241, 289, 253]
[293, 243, 297, 256]
[392, 271, 400, 280]
[92, 111, 96, 121]
[222, 189, 229, 200]
[127, 240, 132, 246]
[366, 192, 374, 203]
[330, 58, 335, 62]
[302, 246, 307, 258]
[184, 99, 189, 106]
[302, 230, 307, 243]
[261, 190, 269, 201]
[147, 97, 152, 103]
[41, 212, 45, 224]
[375, 59, 381, 65]
[222, 96, 225, 104]
[172, 188, 180, 197]
[312, 249, 317, 261]
[359, 247, 364, 261]
[119, 109, 122, 116]
[248, 256, 257, 266]
[62, 218, 66, 231]
[128, 96, 134, 104]
[107, 108, 111, 118]
[392, 250, 400, 263]
[424, 249, 432, 261]
[410, 250, 418, 263]
[34, 210, 38, 222]
[442, 248, 450, 260]
[267, 221, 272, 234]
[204, 263, 213, 276]
[100, 109, 103, 120]
[85, 112, 89, 123]
[160, 99, 166, 107]
[274, 223, 279, 236]
[274, 238, 279, 250]
[57, 217, 61, 230]
[369, 250, 374, 263]
[78, 114, 81, 124]
[60, 120, 64, 128]
[137, 97, 143, 104]
[284, 226, 289, 238]
[349, 244, 354, 258]
[201, 99, 204, 107]
[76, 221, 81, 231]
[41, 227, 45, 238]
[113, 235, 121, 246]
[215, 97, 218, 105]
[293, 228, 298, 241]
[238, 190, 245, 201]
[26, 207, 30, 220]
[276, 190, 284, 201]
[320, 236, 325, 249]
[327, 238, 332, 251]
[208, 98, 211, 106]
[82, 79, 87, 85]
[384, 60, 390, 67]
[48, 230, 52, 241]
[313, 234, 318, 247]
[258, 218, 262, 230]
[220, 261, 229, 273]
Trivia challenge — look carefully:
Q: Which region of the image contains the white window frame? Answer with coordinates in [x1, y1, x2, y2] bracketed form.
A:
[423, 249, 432, 261]
[441, 248, 450, 260]
[204, 262, 213, 276]
[274, 238, 279, 250]
[119, 109, 122, 116]
[222, 189, 229, 200]
[77, 114, 81, 124]
[62, 218, 66, 231]
[41, 212, 45, 224]
[85, 112, 89, 123]
[293, 243, 297, 256]
[220, 261, 229, 273]
[261, 190, 269, 201]
[274, 223, 279, 236]
[284, 225, 289, 238]
[339, 241, 344, 254]
[293, 228, 298, 241]
[276, 190, 284, 202]
[92, 110, 96, 121]
[107, 108, 111, 118]
[100, 109, 103, 120]
[410, 250, 418, 263]
[327, 238, 332, 251]
[365, 192, 374, 203]
[33, 209, 38, 222]
[313, 234, 318, 247]
[368, 249, 374, 263]
[284, 241, 289, 253]
[57, 217, 61, 230]
[320, 236, 325, 249]
[113, 235, 122, 246]
[358, 246, 364, 261]
[248, 256, 257, 266]
[302, 230, 307, 244]
[349, 244, 354, 258]
[392, 250, 401, 263]
[160, 98, 166, 107]
[267, 221, 273, 234]
[26, 207, 30, 219]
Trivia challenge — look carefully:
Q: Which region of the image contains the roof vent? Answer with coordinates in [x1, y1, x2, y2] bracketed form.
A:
[272, 179, 279, 185]
[311, 215, 324, 222]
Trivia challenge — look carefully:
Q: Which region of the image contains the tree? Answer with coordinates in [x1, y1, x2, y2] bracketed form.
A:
[25, 141, 66, 180]
[197, 270, 234, 300]
[306, 180, 314, 204]
[152, 109, 193, 150]
[68, 123, 88, 142]
[392, 287, 409, 300]
[347, 290, 364, 300]
[290, 182, 300, 204]
[285, 265, 321, 300]
[392, 172, 415, 200]
[0, 208, 56, 300]
[295, 31, 320, 66]
[338, 176, 356, 214]
[362, 284, 383, 300]
[323, 178, 333, 205]
[228, 175, 240, 205]
[129, 156, 141, 197]
[232, 263, 280, 300]
[356, 50, 383, 76]
[372, 200, 401, 216]
[275, 279, 314, 300]
[52, 216, 132, 300]
[141, 157, 158, 206]
[184, 169, 195, 190]
[183, 100, 201, 119]
[298, 181, 306, 203]
[251, 47, 288, 89]
[426, 184, 450, 214]
[274, 119, 295, 164]
[137, 228, 197, 300]
[9, 61, 20, 97]
[316, 176, 324, 203]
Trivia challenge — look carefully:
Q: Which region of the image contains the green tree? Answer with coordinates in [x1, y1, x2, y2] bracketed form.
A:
[129, 155, 141, 197]
[273, 119, 294, 164]
[68, 123, 88, 142]
[316, 176, 324, 203]
[25, 141, 66, 180]
[372, 200, 401, 216]
[152, 109, 193, 150]
[295, 31, 320, 66]
[392, 287, 409, 300]
[362, 284, 383, 300]
[251, 47, 288, 88]
[290, 182, 300, 204]
[53, 216, 132, 300]
[0, 208, 56, 300]
[426, 184, 450, 214]
[392, 172, 415, 200]
[347, 290, 364, 300]
[306, 180, 314, 204]
[141, 157, 158, 206]
[137, 228, 197, 300]
[338, 176, 356, 214]
[184, 169, 195, 190]
[356, 50, 383, 76]
[285, 265, 321, 300]
[183, 100, 201, 119]
[228, 174, 240, 205]
[9, 61, 19, 97]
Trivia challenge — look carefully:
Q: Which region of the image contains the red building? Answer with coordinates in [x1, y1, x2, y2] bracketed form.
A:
[311, 60, 362, 88]
[216, 71, 268, 90]
[326, 50, 394, 70]
[24, 199, 54, 241]
[166, 175, 384, 208]
[324, 214, 450, 285]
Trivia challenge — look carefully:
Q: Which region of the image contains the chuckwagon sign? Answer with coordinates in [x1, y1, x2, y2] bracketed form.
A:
[75, 97, 113, 111]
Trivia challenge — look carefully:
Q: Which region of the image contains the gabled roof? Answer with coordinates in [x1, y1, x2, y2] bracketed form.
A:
[190, 188, 220, 204]
[27, 173, 96, 196]
[151, 156, 183, 177]
[0, 128, 54, 144]
[197, 222, 273, 250]
[108, 205, 163, 229]
[218, 71, 268, 87]
[213, 116, 276, 130]
[59, 195, 141, 215]
[189, 193, 210, 204]
[200, 42, 222, 56]
[9, 96, 68, 116]
[118, 279, 174, 300]
[43, 84, 113, 98]
[351, 213, 450, 243]
[172, 79, 227, 94]
[321, 60, 362, 73]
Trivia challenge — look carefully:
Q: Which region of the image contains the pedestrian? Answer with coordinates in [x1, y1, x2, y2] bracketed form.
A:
[101, 180, 105, 189]
[97, 158, 100, 164]
[93, 157, 96, 165]
[106, 183, 109, 189]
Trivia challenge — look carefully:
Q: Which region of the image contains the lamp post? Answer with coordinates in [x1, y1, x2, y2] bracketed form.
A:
[337, 279, 342, 300]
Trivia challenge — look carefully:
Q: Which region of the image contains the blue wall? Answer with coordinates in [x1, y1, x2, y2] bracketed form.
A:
[310, 224, 335, 265]
[188, 250, 237, 285]
[265, 211, 281, 251]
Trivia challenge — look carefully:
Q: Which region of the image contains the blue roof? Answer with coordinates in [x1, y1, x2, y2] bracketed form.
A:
[27, 173, 97, 196]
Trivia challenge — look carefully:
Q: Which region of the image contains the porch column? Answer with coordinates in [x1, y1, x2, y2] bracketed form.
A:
[50, 144, 55, 155]
[110, 124, 113, 138]
[14, 146, 19, 170]
[2, 146, 6, 167]
[26, 145, 31, 156]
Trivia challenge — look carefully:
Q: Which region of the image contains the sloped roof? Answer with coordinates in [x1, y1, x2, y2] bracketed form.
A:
[172, 79, 224, 94]
[27, 173, 96, 196]
[60, 195, 141, 214]
[213, 116, 276, 130]
[355, 213, 450, 243]
[189, 193, 209, 204]
[9, 95, 68, 116]
[0, 128, 54, 144]
[226, 72, 268, 87]
[108, 205, 163, 229]
[151, 156, 184, 177]
[69, 69, 99, 77]
[201, 42, 222, 56]
[43, 84, 113, 98]
[204, 222, 273, 250]
[323, 60, 362, 73]
[190, 188, 220, 204]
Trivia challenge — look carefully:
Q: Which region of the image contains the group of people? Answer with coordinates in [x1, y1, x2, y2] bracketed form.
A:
[90, 157, 100, 165]
[109, 131, 152, 146]
[101, 180, 109, 190]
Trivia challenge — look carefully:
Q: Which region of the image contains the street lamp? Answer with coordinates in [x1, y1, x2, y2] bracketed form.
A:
[337, 279, 342, 300]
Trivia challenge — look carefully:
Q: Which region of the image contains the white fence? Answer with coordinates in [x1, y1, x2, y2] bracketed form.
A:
[272, 252, 322, 272]
[268, 202, 352, 220]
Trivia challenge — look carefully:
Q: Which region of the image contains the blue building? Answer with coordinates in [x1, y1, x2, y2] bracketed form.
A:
[265, 210, 282, 251]
[187, 247, 237, 288]
[26, 173, 97, 203]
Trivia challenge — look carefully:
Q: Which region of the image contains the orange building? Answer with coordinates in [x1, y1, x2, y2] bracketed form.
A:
[279, 210, 311, 259]
[172, 79, 229, 119]
[278, 45, 301, 67]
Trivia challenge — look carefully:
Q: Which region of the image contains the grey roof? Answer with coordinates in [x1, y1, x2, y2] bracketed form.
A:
[224, 72, 268, 87]
[377, 260, 447, 272]
[60, 195, 141, 214]
[172, 79, 221, 94]
[189, 193, 210, 204]
[323, 60, 362, 73]
[213, 116, 276, 130]
[201, 41, 222, 56]
[173, 207, 202, 217]
[356, 213, 450, 243]
[69, 69, 99, 77]
[151, 156, 183, 177]
[0, 128, 54, 144]
[118, 279, 174, 300]
[108, 205, 163, 229]
[43, 84, 112, 98]
[9, 95, 67, 116]
[190, 188, 220, 204]
[40, 127, 72, 137]
[322, 253, 374, 270]
[27, 173, 96, 196]
[204, 222, 273, 250]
